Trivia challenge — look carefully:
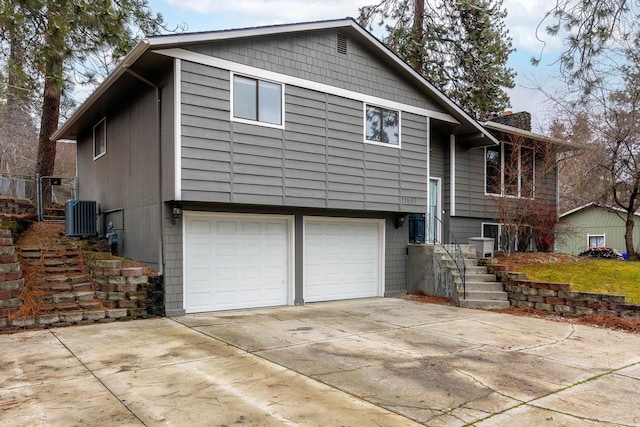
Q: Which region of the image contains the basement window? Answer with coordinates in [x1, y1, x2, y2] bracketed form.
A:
[93, 117, 106, 160]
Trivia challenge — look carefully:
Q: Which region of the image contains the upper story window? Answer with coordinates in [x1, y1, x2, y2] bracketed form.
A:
[485, 142, 534, 198]
[232, 74, 283, 127]
[93, 117, 106, 160]
[365, 104, 400, 147]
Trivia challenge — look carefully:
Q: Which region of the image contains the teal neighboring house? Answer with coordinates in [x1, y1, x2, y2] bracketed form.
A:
[557, 202, 640, 255]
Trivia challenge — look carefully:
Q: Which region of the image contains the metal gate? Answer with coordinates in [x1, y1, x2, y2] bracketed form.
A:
[36, 175, 77, 222]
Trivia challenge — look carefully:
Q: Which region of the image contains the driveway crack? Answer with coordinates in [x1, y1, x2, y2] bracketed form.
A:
[49, 329, 148, 426]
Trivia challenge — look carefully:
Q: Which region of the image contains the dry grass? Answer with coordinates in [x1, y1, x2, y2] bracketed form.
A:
[498, 254, 640, 304]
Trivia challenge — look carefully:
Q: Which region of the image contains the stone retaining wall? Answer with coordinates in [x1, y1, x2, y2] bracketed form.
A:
[485, 262, 640, 319]
[88, 258, 165, 319]
[0, 230, 24, 325]
[1, 238, 164, 332]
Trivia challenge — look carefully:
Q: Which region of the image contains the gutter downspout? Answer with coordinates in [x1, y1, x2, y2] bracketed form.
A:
[123, 68, 165, 276]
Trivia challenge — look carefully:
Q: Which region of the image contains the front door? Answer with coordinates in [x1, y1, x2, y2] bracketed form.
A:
[427, 178, 441, 243]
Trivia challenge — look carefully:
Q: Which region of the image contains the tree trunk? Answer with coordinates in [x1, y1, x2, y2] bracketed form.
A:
[35, 77, 60, 179]
[35, 7, 63, 183]
[35, 13, 63, 206]
[624, 210, 638, 260]
[411, 0, 425, 70]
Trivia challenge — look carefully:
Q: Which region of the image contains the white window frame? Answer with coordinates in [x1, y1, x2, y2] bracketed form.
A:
[230, 72, 285, 129]
[587, 234, 606, 248]
[363, 103, 401, 148]
[93, 117, 107, 160]
[484, 142, 535, 198]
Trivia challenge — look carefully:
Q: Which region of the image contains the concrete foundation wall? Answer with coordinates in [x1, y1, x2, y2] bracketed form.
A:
[407, 244, 435, 295]
[407, 244, 459, 302]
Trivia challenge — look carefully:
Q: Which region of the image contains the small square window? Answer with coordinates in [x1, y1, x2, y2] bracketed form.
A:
[232, 75, 282, 126]
[93, 118, 106, 160]
[365, 104, 400, 146]
[588, 234, 605, 247]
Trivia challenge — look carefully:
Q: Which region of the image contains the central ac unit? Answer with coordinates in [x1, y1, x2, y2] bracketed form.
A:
[65, 200, 97, 237]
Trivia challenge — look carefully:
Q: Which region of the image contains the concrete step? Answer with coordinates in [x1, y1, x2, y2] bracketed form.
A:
[434, 246, 476, 259]
[461, 281, 505, 292]
[459, 290, 508, 301]
[459, 299, 510, 309]
[464, 265, 487, 274]
[464, 273, 498, 282]
[49, 291, 97, 304]
[45, 265, 85, 274]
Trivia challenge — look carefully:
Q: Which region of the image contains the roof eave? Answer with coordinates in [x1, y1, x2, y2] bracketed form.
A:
[560, 202, 640, 218]
[51, 39, 151, 141]
[482, 121, 586, 151]
[147, 18, 355, 49]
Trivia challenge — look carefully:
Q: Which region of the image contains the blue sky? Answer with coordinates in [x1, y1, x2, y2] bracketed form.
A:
[145, 0, 566, 132]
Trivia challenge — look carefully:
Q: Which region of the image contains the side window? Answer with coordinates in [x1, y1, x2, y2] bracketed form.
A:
[232, 75, 283, 126]
[365, 104, 400, 146]
[93, 118, 106, 160]
[485, 146, 501, 195]
[588, 234, 605, 247]
[520, 146, 534, 198]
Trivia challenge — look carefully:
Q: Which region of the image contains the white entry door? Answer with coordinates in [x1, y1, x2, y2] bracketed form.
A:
[427, 177, 441, 243]
[184, 212, 292, 313]
[304, 217, 384, 302]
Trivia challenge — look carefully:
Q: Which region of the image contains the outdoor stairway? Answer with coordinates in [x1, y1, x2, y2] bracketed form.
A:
[434, 245, 510, 309]
[16, 243, 103, 314]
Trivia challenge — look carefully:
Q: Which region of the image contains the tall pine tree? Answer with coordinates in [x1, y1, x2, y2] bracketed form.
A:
[0, 0, 166, 181]
[359, 0, 515, 120]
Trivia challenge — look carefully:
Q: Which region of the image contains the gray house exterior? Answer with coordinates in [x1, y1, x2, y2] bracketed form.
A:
[52, 19, 564, 316]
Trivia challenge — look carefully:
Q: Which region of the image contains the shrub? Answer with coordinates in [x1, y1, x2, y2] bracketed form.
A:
[578, 246, 623, 259]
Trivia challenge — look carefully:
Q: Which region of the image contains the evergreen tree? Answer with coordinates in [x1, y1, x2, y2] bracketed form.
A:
[0, 0, 167, 182]
[535, 0, 639, 95]
[359, 0, 515, 119]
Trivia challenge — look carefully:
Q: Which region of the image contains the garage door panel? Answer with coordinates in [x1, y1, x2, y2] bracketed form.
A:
[304, 218, 383, 303]
[185, 213, 291, 313]
[188, 219, 213, 235]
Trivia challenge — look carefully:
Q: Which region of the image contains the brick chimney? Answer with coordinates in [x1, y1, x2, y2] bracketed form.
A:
[490, 111, 531, 132]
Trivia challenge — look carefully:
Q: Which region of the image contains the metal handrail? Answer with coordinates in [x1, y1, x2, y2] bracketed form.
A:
[429, 216, 467, 299]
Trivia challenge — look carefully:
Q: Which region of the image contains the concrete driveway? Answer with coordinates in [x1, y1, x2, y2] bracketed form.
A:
[3, 298, 640, 426]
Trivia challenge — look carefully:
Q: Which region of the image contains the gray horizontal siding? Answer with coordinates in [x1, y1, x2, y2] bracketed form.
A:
[187, 29, 444, 114]
[180, 61, 429, 213]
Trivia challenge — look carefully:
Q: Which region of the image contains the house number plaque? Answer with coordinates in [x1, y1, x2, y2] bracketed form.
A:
[399, 196, 417, 205]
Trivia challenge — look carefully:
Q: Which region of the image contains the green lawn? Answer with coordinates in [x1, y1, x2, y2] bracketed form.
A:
[518, 260, 640, 304]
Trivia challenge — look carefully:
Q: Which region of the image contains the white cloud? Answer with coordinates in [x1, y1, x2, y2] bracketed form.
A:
[165, 0, 372, 26]
[164, 0, 565, 54]
[503, 0, 565, 54]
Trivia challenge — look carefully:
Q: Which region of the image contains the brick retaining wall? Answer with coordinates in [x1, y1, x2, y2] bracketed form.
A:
[485, 262, 640, 319]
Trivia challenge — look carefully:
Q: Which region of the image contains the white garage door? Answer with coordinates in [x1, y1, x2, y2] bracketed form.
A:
[184, 212, 292, 313]
[304, 217, 384, 302]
